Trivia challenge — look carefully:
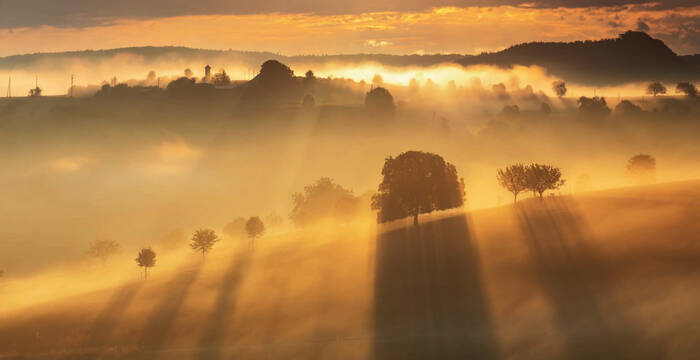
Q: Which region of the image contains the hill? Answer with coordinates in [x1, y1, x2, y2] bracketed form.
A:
[1, 180, 699, 359]
[458, 31, 700, 85]
[0, 31, 697, 87]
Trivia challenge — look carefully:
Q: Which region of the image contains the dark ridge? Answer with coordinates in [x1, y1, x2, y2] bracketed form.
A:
[457, 31, 700, 85]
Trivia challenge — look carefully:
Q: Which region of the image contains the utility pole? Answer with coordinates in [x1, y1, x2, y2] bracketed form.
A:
[6, 76, 10, 98]
[70, 74, 74, 98]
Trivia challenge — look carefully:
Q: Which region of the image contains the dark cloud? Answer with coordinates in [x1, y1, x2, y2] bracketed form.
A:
[637, 19, 651, 31]
[0, 0, 697, 29]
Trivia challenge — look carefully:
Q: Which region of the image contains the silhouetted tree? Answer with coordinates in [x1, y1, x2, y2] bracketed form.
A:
[500, 104, 520, 117]
[303, 70, 316, 89]
[290, 177, 361, 227]
[184, 68, 193, 78]
[646, 82, 667, 96]
[88, 239, 120, 264]
[223, 217, 246, 239]
[190, 228, 219, 259]
[626, 154, 656, 184]
[614, 100, 643, 116]
[577, 96, 611, 117]
[302, 94, 315, 110]
[265, 212, 284, 228]
[365, 87, 395, 117]
[675, 82, 698, 97]
[212, 69, 231, 86]
[135, 248, 156, 280]
[525, 163, 565, 198]
[371, 151, 465, 226]
[245, 216, 265, 250]
[497, 164, 529, 204]
[540, 102, 552, 115]
[28, 87, 42, 97]
[240, 60, 298, 107]
[552, 80, 567, 97]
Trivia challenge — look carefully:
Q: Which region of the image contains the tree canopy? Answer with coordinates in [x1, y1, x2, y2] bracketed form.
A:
[190, 228, 219, 257]
[87, 239, 120, 263]
[290, 177, 361, 227]
[245, 216, 265, 250]
[497, 164, 529, 204]
[646, 82, 667, 96]
[676, 82, 698, 97]
[626, 154, 656, 184]
[365, 87, 395, 117]
[371, 151, 464, 225]
[552, 80, 567, 97]
[578, 96, 611, 117]
[135, 247, 156, 279]
[525, 163, 565, 198]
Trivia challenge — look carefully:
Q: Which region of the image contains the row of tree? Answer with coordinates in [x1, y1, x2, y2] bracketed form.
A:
[497, 163, 565, 203]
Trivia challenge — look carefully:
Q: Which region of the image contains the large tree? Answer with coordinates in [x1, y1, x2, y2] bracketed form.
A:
[646, 82, 667, 96]
[289, 177, 360, 227]
[87, 239, 120, 264]
[135, 248, 156, 280]
[497, 164, 529, 204]
[245, 217, 265, 250]
[525, 163, 565, 198]
[675, 82, 698, 97]
[371, 151, 465, 226]
[365, 87, 395, 117]
[190, 229, 219, 259]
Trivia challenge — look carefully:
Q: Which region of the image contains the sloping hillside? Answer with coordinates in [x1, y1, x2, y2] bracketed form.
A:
[1, 180, 699, 359]
[458, 31, 700, 85]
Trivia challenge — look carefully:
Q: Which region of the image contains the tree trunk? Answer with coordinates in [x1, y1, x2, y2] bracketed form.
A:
[513, 193, 518, 204]
[413, 212, 419, 227]
[144, 267, 148, 280]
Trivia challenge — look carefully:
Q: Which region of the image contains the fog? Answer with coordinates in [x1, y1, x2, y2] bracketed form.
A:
[1, 54, 700, 359]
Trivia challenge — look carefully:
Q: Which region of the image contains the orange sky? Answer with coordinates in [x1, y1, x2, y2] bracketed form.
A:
[0, 4, 698, 56]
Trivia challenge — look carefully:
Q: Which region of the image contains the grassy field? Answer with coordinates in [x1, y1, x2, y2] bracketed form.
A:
[1, 180, 699, 359]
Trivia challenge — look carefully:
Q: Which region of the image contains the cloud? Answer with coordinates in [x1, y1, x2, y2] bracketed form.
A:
[637, 19, 651, 31]
[0, 0, 697, 29]
[365, 39, 393, 48]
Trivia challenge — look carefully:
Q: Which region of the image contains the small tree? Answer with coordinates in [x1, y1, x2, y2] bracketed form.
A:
[525, 164, 565, 198]
[371, 151, 465, 226]
[135, 248, 156, 280]
[552, 80, 567, 97]
[675, 82, 698, 97]
[212, 69, 231, 86]
[190, 229, 219, 259]
[626, 154, 656, 184]
[497, 164, 529, 204]
[245, 217, 265, 250]
[87, 239, 120, 264]
[646, 82, 667, 96]
[223, 217, 246, 239]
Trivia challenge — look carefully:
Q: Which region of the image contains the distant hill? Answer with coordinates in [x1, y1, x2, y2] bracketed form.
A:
[458, 31, 700, 85]
[0, 31, 697, 86]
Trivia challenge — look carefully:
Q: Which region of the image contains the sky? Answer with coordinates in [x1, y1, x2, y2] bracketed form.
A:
[0, 1, 698, 56]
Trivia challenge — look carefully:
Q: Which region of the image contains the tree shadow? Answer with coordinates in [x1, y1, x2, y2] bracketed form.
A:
[195, 252, 252, 360]
[515, 198, 666, 359]
[372, 215, 500, 360]
[138, 263, 203, 358]
[80, 282, 143, 351]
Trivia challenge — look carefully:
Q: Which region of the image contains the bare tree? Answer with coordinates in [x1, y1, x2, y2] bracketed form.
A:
[190, 229, 219, 259]
[245, 217, 265, 250]
[525, 164, 565, 198]
[646, 82, 667, 96]
[497, 164, 529, 204]
[552, 80, 567, 97]
[135, 248, 156, 280]
[88, 239, 120, 264]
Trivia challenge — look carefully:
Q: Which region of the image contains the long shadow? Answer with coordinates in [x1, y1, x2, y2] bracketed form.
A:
[79, 282, 143, 352]
[515, 198, 665, 359]
[372, 215, 500, 360]
[138, 263, 203, 358]
[195, 251, 252, 360]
